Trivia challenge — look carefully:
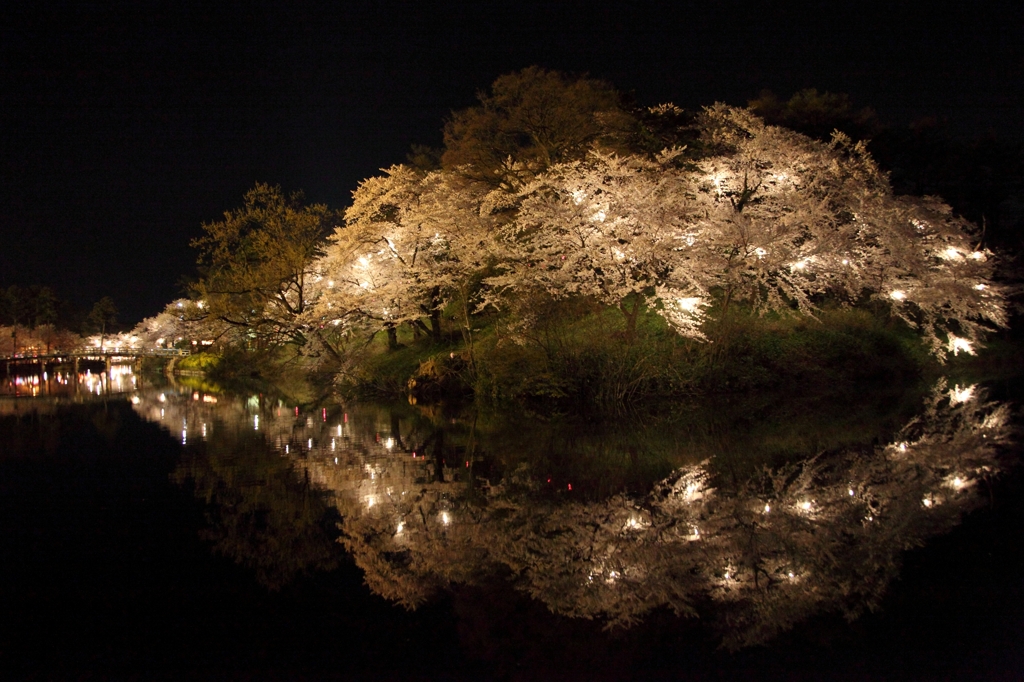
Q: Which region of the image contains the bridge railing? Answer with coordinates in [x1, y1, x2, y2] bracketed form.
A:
[2, 348, 191, 362]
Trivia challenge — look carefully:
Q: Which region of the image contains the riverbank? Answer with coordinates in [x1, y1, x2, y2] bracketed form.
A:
[332, 304, 936, 406]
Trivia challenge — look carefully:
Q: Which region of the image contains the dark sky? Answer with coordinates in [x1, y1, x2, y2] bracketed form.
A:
[2, 1, 1022, 325]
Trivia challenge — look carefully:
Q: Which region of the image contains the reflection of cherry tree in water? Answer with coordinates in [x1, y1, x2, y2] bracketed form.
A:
[326, 381, 1011, 648]
[134, 383, 1011, 647]
[173, 433, 342, 590]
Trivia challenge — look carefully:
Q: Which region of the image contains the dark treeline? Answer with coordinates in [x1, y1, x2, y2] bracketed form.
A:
[1, 284, 122, 353]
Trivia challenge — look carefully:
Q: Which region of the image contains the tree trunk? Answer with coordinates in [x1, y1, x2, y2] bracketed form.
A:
[313, 329, 343, 363]
[386, 324, 399, 351]
[429, 286, 442, 342]
[618, 297, 641, 342]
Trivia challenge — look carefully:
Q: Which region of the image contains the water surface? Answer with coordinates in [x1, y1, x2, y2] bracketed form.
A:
[1, 367, 1021, 679]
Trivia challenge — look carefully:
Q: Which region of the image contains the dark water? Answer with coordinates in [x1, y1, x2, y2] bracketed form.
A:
[1, 367, 1023, 680]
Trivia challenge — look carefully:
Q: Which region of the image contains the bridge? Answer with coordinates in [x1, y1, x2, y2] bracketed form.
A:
[2, 348, 191, 374]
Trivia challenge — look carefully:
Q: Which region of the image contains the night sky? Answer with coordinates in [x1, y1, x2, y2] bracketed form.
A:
[2, 1, 1022, 325]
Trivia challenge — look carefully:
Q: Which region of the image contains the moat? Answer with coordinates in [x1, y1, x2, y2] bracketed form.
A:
[1, 367, 1021, 680]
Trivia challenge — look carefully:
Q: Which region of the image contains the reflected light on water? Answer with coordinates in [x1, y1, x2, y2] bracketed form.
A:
[111, 376, 1014, 651]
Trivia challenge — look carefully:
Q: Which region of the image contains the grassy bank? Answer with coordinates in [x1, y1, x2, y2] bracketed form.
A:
[329, 299, 935, 408]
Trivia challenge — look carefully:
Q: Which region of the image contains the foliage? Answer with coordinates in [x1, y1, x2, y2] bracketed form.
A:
[312, 166, 498, 354]
[748, 88, 881, 143]
[484, 105, 1005, 356]
[441, 66, 633, 184]
[1, 285, 60, 329]
[487, 148, 705, 339]
[84, 296, 118, 349]
[190, 183, 337, 348]
[132, 298, 229, 350]
[154, 72, 1011, 403]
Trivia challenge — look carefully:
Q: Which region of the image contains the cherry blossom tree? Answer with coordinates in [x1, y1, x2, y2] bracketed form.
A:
[691, 105, 1006, 356]
[484, 105, 1005, 356]
[487, 148, 710, 340]
[132, 299, 229, 350]
[312, 166, 498, 350]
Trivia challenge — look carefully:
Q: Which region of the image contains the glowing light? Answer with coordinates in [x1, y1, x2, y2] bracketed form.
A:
[970, 251, 985, 260]
[975, 283, 987, 291]
[922, 496, 933, 508]
[947, 335, 975, 356]
[572, 190, 586, 205]
[950, 383, 976, 405]
[677, 297, 702, 313]
[940, 247, 963, 260]
[754, 247, 767, 259]
[439, 511, 451, 525]
[889, 290, 906, 301]
[763, 503, 770, 513]
[848, 488, 855, 496]
[951, 476, 966, 490]
[308, 438, 313, 449]
[254, 415, 259, 430]
[396, 522, 405, 534]
[899, 442, 908, 452]
[385, 437, 394, 449]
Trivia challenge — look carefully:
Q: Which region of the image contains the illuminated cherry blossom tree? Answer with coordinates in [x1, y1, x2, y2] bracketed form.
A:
[487, 148, 709, 340]
[690, 105, 1006, 355]
[312, 166, 498, 350]
[483, 105, 1006, 356]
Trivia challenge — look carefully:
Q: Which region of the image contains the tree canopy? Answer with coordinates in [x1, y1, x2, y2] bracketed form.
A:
[301, 102, 1007, 363]
[166, 71, 1009, 380]
[190, 183, 337, 348]
[441, 66, 633, 184]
